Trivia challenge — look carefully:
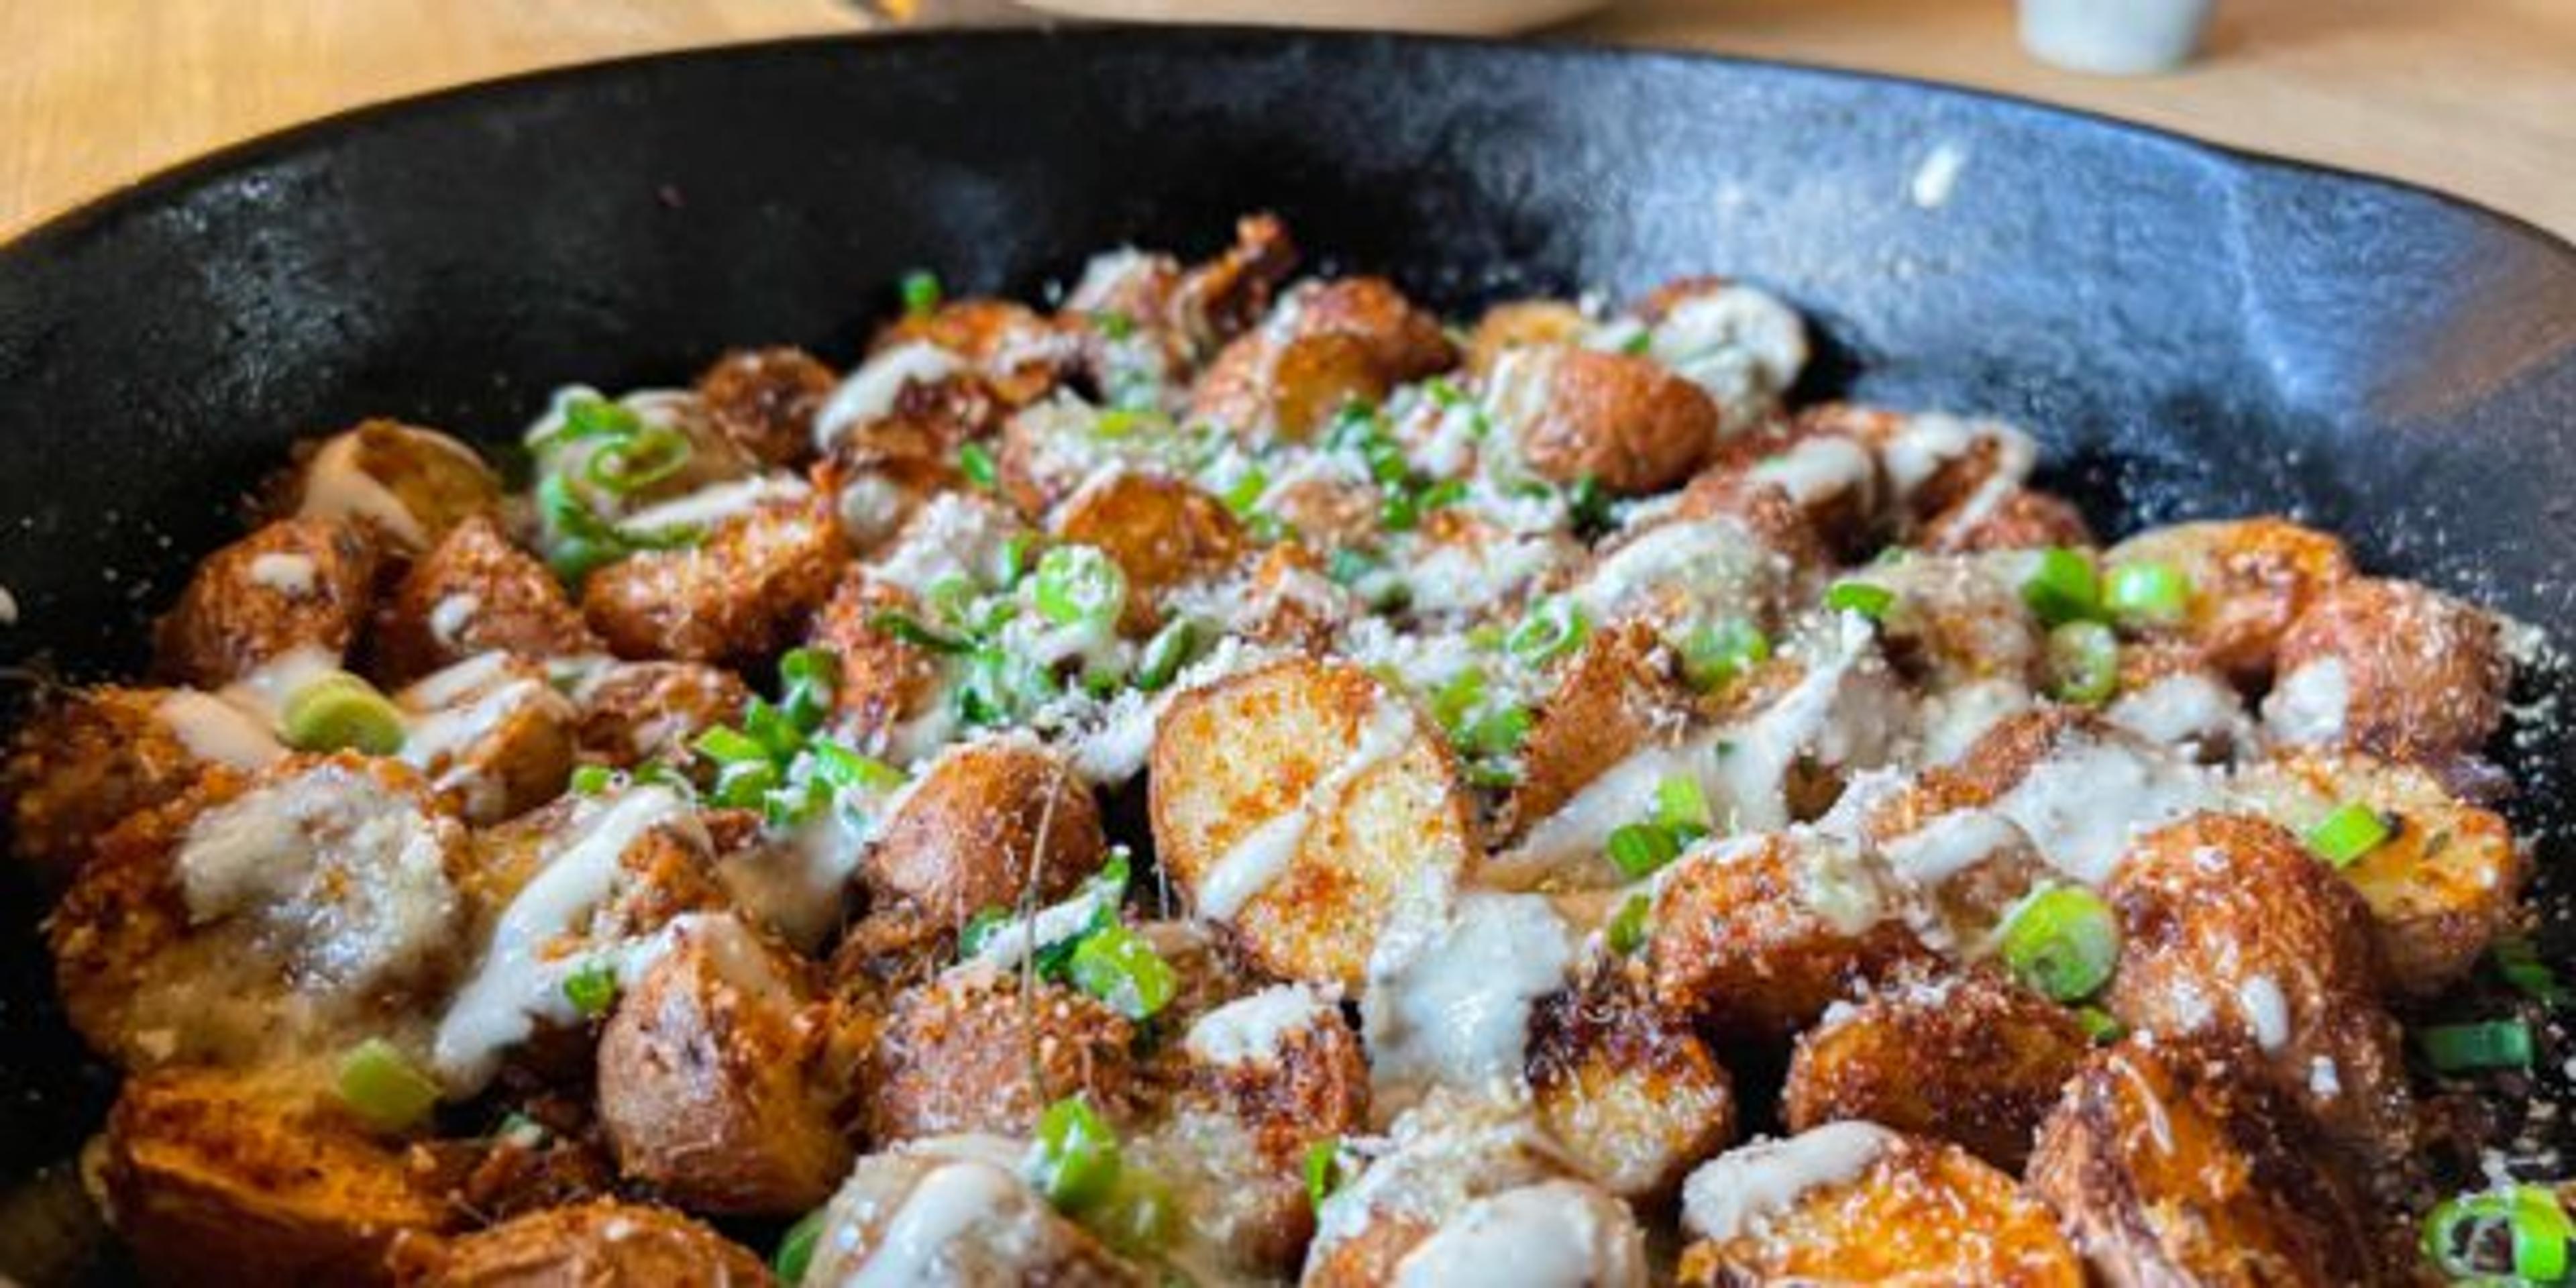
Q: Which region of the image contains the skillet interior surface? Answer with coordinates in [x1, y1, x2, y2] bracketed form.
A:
[1, 23, 2573, 1258]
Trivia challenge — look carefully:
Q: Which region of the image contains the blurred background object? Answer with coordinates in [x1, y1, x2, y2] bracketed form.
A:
[1012, 0, 1609, 31]
[3, 0, 2570, 241]
[2019, 0, 2214, 74]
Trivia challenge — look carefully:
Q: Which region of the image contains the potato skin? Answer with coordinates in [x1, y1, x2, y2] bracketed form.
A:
[579, 496, 847, 665]
[2266, 576, 2510, 761]
[1150, 659, 1474, 987]
[2233, 750, 2524, 994]
[1190, 328, 1385, 443]
[1497, 346, 1721, 494]
[1647, 831, 1927, 1038]
[1173, 989, 1370, 1167]
[2, 685, 227, 885]
[2102, 812, 2411, 1161]
[873, 298, 1071, 407]
[395, 654, 578, 824]
[286, 419, 504, 551]
[1052, 470, 1246, 633]
[154, 517, 380, 688]
[570, 661, 751, 769]
[804, 569, 945, 751]
[374, 515, 599, 684]
[2029, 1038, 2385, 1287]
[1527, 984, 1737, 1198]
[396, 1199, 771, 1287]
[103, 1069, 454, 1287]
[1677, 1132, 2081, 1287]
[1920, 484, 2094, 554]
[864, 737, 1105, 926]
[696, 345, 837, 470]
[804, 1142, 1144, 1287]
[2102, 517, 2353, 683]
[864, 969, 1138, 1142]
[1501, 622, 1691, 851]
[1462, 299, 1589, 376]
[1782, 969, 2088, 1172]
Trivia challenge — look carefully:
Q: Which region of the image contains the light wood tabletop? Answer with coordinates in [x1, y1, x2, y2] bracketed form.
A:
[3, 0, 2569, 243]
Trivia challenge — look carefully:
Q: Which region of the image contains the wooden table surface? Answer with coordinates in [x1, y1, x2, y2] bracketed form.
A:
[3, 0, 2570, 243]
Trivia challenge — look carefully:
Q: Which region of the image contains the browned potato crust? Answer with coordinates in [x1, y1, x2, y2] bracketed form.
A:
[1920, 485, 2094, 554]
[1189, 328, 1386, 443]
[1173, 989, 1370, 1167]
[696, 346, 837, 470]
[864, 969, 1138, 1141]
[2102, 517, 2353, 683]
[284, 419, 504, 551]
[396, 1199, 770, 1287]
[374, 515, 599, 684]
[804, 569, 945, 750]
[2102, 812, 2411, 1161]
[1288, 276, 1458, 384]
[1052, 470, 1246, 633]
[570, 661, 751, 769]
[396, 655, 578, 824]
[1664, 474, 1838, 592]
[873, 298, 1069, 408]
[1150, 659, 1473, 986]
[595, 916, 849, 1214]
[154, 517, 379, 688]
[1527, 984, 1737, 1197]
[104, 1069, 453, 1287]
[865, 737, 1105, 926]
[2267, 576, 2510, 761]
[1462, 299, 1589, 376]
[579, 496, 847, 665]
[2235, 750, 2524, 994]
[1647, 831, 1927, 1038]
[2029, 1038, 2385, 1287]
[1677, 1133, 2082, 1287]
[1782, 969, 2088, 1172]
[2, 685, 226, 885]
[1501, 346, 1721, 494]
[803, 1143, 1144, 1287]
[1502, 622, 1690, 848]
[1800, 403, 2021, 527]
[1168, 211, 1299, 350]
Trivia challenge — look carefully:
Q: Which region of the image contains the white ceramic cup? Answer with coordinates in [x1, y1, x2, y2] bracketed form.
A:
[2019, 0, 2215, 75]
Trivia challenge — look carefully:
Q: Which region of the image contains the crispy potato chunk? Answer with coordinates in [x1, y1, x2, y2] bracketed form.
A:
[2, 685, 252, 885]
[2235, 750, 2524, 994]
[396, 1199, 769, 1287]
[2102, 812, 2410, 1160]
[374, 515, 598, 684]
[1871, 552, 2045, 690]
[1803, 404, 2033, 530]
[580, 496, 847, 665]
[1150, 659, 1473, 987]
[394, 653, 578, 824]
[864, 969, 1138, 1142]
[50, 755, 468, 1071]
[570, 660, 750, 769]
[1647, 830, 1927, 1038]
[1305, 1097, 1596, 1288]
[873, 298, 1071, 407]
[1489, 346, 1721, 494]
[596, 914, 848, 1214]
[1462, 299, 1589, 375]
[1501, 622, 1691, 853]
[805, 1137, 1146, 1286]
[865, 736, 1105, 927]
[154, 517, 379, 688]
[1782, 969, 2088, 1171]
[104, 1069, 453, 1287]
[1190, 328, 1386, 443]
[284, 419, 502, 553]
[804, 569, 945, 753]
[2029, 1038, 2385, 1287]
[1052, 470, 1246, 633]
[2102, 517, 2353, 683]
[2264, 576, 2511, 761]
[1287, 276, 1457, 384]
[1920, 484, 2094, 554]
[696, 345, 837, 470]
[1527, 984, 1737, 1198]
[1677, 1126, 2081, 1287]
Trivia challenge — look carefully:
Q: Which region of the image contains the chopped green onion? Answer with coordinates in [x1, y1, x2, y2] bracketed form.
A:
[1304, 1138, 1348, 1211]
[2045, 620, 2121, 706]
[1031, 1096, 1121, 1212]
[2418, 1020, 2534, 1073]
[1680, 619, 1770, 691]
[1997, 885, 2120, 1002]
[900, 270, 943, 317]
[280, 673, 408, 756]
[1220, 466, 1269, 517]
[336, 1038, 441, 1133]
[582, 421, 693, 495]
[562, 959, 619, 1018]
[2424, 1185, 2574, 1283]
[552, 394, 646, 445]
[1654, 773, 1714, 839]
[2074, 1005, 2127, 1044]
[742, 698, 808, 761]
[1136, 618, 1203, 692]
[1464, 761, 1520, 790]
[959, 907, 1010, 958]
[2495, 937, 2568, 1007]
[1429, 665, 1489, 733]
[779, 647, 838, 731]
[2307, 802, 2392, 869]
[1093, 310, 1136, 341]
[1034, 545, 1128, 628]
[1619, 327, 1654, 356]
[2021, 547, 2103, 627]
[1425, 376, 1468, 409]
[957, 441, 999, 490]
[694, 725, 771, 765]
[568, 764, 615, 796]
[810, 740, 905, 795]
[2105, 561, 2192, 628]
[710, 759, 784, 810]
[1460, 704, 1532, 761]
[1067, 924, 1178, 1022]
[998, 533, 1035, 587]
[1379, 486, 1421, 533]
[1419, 478, 1470, 511]
[1607, 823, 1683, 881]
[1607, 894, 1652, 956]
[1507, 596, 1590, 666]
[1824, 580, 1896, 621]
[1565, 475, 1612, 532]
[869, 608, 973, 655]
[773, 1208, 827, 1286]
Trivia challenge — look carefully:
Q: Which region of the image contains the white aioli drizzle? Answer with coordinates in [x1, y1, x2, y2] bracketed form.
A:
[1194, 694, 1415, 921]
[1680, 1122, 1897, 1243]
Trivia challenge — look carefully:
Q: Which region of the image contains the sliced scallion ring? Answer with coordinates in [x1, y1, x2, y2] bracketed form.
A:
[336, 1038, 441, 1133]
[1606, 822, 1683, 881]
[280, 672, 408, 756]
[2307, 802, 2392, 869]
[1997, 884, 2120, 1002]
[1506, 596, 1590, 666]
[1066, 924, 1178, 1021]
[2045, 620, 2121, 706]
[2021, 547, 2102, 627]
[2105, 560, 2191, 627]
[1030, 1095, 1120, 1212]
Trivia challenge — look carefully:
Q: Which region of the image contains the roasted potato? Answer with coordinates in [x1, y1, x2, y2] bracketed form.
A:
[1499, 621, 1692, 860]
[1150, 659, 1473, 987]
[395, 1199, 770, 1287]
[2263, 576, 2511, 761]
[1228, 543, 1361, 653]
[1051, 470, 1246, 633]
[1676, 1125, 2082, 1287]
[864, 735, 1105, 927]
[373, 515, 600, 684]
[569, 659, 751, 769]
[103, 1069, 453, 1287]
[394, 653, 578, 823]
[1646, 830, 1927, 1038]
[1869, 552, 2044, 690]
[2103, 638, 2256, 761]
[864, 969, 1138, 1142]
[1303, 1095, 1592, 1288]
[873, 297, 1071, 407]
[2102, 811, 2411, 1160]
[1282, 276, 1456, 386]
[2100, 517, 2353, 684]
[1486, 345, 1720, 494]
[1190, 328, 1386, 443]
[595, 913, 848, 1214]
[1919, 484, 2094, 554]
[803, 1136, 1144, 1286]
[1727, 431, 1885, 557]
[1462, 299, 1589, 375]
[1527, 983, 1737, 1197]
[154, 517, 379, 688]
[580, 494, 847, 665]
[49, 754, 469, 1071]
[1803, 404, 2035, 531]
[696, 345, 837, 470]
[1629, 276, 1810, 430]
[1165, 211, 1299, 352]
[2029, 1037, 2385, 1286]
[284, 419, 502, 553]
[804, 569, 947, 755]
[1782, 969, 2088, 1171]
[2234, 749, 2524, 995]
[1173, 983, 1369, 1163]
[2, 684, 261, 885]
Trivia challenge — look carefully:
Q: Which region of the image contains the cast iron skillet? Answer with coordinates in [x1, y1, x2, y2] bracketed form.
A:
[2, 25, 2573, 1275]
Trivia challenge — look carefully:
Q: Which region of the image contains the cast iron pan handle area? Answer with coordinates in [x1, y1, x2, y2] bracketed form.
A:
[0, 26, 2571, 1280]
